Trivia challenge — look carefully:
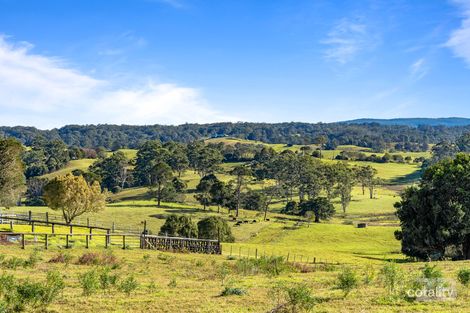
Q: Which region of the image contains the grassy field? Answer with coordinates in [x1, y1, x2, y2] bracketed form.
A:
[1, 139, 445, 312]
[41, 159, 95, 179]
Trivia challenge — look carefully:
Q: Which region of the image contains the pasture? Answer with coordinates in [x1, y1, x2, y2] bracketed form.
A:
[1, 139, 441, 312]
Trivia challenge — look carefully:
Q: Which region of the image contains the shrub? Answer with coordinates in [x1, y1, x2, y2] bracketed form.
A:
[48, 252, 73, 264]
[197, 216, 235, 242]
[458, 268, 470, 287]
[220, 287, 246, 296]
[218, 262, 231, 285]
[336, 266, 359, 297]
[22, 250, 42, 268]
[77, 253, 101, 265]
[77, 252, 119, 267]
[78, 269, 100, 296]
[99, 267, 119, 291]
[270, 282, 316, 313]
[159, 215, 198, 238]
[380, 262, 403, 296]
[0, 271, 64, 312]
[421, 263, 442, 279]
[118, 275, 139, 295]
[41, 271, 65, 306]
[363, 264, 376, 285]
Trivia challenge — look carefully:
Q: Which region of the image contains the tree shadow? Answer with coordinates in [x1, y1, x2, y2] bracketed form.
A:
[352, 253, 412, 263]
[389, 169, 423, 185]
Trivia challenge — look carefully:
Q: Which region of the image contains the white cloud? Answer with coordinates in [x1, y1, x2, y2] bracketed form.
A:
[446, 0, 470, 66]
[409, 58, 428, 81]
[322, 18, 375, 64]
[0, 36, 232, 128]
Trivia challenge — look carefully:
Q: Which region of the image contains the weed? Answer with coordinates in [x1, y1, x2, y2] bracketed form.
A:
[335, 266, 359, 297]
[118, 275, 139, 295]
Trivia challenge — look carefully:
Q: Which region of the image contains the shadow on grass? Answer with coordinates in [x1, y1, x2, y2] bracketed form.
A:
[108, 203, 157, 208]
[353, 253, 412, 263]
[388, 169, 423, 185]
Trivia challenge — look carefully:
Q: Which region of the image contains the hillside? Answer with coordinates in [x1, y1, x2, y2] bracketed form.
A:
[345, 117, 470, 127]
[1, 121, 469, 149]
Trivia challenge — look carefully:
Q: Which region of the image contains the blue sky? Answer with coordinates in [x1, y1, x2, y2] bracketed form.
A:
[0, 0, 469, 128]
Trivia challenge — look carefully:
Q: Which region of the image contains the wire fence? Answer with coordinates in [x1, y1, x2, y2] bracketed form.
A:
[221, 244, 341, 267]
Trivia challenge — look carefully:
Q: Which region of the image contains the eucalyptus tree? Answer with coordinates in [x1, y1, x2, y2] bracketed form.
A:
[0, 138, 26, 208]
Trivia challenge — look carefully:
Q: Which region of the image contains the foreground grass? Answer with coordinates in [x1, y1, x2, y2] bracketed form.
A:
[0, 245, 469, 312]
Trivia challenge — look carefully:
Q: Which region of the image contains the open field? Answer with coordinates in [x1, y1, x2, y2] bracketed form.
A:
[41, 159, 96, 179]
[1, 241, 470, 312]
[3, 138, 438, 312]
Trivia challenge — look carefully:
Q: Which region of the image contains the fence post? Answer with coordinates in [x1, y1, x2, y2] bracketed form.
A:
[21, 234, 25, 249]
[87, 218, 90, 227]
[105, 232, 109, 249]
[31, 221, 35, 233]
[45, 212, 49, 224]
[69, 225, 73, 235]
[45, 234, 48, 250]
[143, 220, 147, 233]
[28, 211, 32, 223]
[51, 223, 55, 234]
[85, 235, 89, 249]
[122, 235, 126, 250]
[89, 227, 93, 240]
[9, 220, 13, 231]
[255, 248, 258, 259]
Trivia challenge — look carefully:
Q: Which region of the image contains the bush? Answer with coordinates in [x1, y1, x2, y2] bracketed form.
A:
[380, 262, 403, 296]
[99, 267, 119, 291]
[23, 250, 42, 268]
[77, 252, 119, 267]
[78, 269, 100, 296]
[159, 215, 198, 238]
[458, 268, 470, 287]
[118, 275, 139, 295]
[197, 216, 234, 242]
[0, 271, 64, 312]
[220, 287, 246, 296]
[336, 267, 359, 297]
[48, 252, 73, 264]
[269, 282, 316, 313]
[362, 264, 376, 285]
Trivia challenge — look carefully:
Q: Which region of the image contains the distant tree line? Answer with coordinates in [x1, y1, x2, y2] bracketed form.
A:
[1, 122, 468, 151]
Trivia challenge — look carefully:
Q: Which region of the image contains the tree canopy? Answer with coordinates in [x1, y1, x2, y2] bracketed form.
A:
[395, 153, 470, 260]
[43, 174, 106, 224]
[0, 138, 26, 208]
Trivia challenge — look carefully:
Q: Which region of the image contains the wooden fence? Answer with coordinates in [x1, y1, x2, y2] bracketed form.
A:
[0, 232, 221, 254]
[140, 235, 221, 254]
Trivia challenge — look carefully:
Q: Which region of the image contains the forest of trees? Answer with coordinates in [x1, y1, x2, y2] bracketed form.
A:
[1, 122, 469, 151]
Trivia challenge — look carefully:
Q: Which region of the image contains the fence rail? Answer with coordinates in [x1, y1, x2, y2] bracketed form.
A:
[0, 232, 222, 254]
[0, 210, 146, 234]
[141, 234, 221, 254]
